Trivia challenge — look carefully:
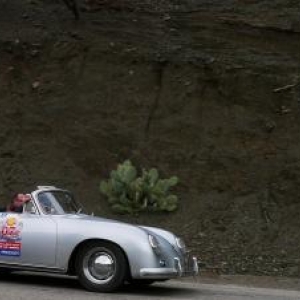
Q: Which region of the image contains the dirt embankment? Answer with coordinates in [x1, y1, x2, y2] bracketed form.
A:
[1, 0, 300, 277]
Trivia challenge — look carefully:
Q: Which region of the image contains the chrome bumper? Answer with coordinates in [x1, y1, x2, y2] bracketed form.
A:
[140, 256, 199, 279]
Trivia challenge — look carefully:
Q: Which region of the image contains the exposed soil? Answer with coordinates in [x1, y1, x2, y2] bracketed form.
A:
[1, 0, 300, 278]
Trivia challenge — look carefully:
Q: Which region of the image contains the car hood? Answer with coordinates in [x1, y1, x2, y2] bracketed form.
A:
[57, 214, 177, 246]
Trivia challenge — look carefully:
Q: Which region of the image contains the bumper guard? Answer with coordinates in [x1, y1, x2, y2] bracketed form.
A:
[140, 256, 199, 279]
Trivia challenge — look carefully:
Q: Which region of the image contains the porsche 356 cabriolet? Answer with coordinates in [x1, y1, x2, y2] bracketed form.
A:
[0, 186, 198, 292]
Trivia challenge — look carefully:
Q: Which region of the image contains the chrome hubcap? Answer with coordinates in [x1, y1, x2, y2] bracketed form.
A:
[83, 249, 116, 284]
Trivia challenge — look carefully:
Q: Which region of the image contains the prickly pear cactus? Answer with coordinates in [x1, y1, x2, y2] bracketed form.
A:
[100, 160, 179, 214]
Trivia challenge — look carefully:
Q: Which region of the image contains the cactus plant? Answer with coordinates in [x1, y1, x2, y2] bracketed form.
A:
[100, 160, 179, 214]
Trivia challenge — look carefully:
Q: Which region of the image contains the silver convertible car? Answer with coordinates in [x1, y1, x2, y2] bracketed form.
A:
[0, 186, 198, 292]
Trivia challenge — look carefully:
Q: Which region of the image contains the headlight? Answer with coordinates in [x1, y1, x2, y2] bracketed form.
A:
[176, 237, 186, 250]
[148, 234, 160, 249]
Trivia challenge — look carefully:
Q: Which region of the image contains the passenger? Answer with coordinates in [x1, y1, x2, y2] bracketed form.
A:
[0, 193, 30, 213]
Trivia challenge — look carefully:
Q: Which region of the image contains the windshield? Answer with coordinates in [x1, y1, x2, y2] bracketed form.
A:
[37, 190, 84, 215]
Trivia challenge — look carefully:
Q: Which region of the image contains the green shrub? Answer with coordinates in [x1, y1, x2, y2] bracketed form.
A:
[100, 160, 179, 214]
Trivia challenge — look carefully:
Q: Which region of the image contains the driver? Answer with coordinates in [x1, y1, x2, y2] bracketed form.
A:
[0, 193, 31, 213]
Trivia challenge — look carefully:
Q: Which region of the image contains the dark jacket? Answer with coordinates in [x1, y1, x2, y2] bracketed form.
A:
[0, 205, 23, 213]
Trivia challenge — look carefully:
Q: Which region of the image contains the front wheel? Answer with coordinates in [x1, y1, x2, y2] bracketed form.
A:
[76, 242, 128, 292]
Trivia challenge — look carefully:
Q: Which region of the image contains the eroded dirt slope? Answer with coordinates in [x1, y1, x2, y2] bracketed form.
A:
[1, 0, 300, 276]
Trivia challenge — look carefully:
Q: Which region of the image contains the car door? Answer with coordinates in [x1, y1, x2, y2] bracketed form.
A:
[0, 208, 57, 267]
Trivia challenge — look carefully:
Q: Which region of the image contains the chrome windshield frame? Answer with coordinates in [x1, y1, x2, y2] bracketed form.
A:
[32, 188, 83, 215]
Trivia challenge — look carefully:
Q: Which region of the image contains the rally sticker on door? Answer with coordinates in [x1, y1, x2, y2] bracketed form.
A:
[0, 214, 23, 256]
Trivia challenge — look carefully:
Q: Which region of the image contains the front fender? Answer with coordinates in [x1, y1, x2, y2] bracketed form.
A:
[55, 217, 159, 277]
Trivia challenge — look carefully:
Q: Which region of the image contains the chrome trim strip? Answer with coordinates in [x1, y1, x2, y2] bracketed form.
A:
[0, 262, 65, 273]
[140, 268, 178, 278]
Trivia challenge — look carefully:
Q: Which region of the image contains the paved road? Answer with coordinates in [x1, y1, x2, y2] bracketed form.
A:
[0, 272, 300, 300]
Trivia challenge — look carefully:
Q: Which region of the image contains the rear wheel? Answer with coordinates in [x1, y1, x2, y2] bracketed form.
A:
[76, 241, 127, 292]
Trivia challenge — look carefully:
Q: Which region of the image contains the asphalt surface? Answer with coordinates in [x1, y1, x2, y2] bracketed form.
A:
[0, 272, 300, 300]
